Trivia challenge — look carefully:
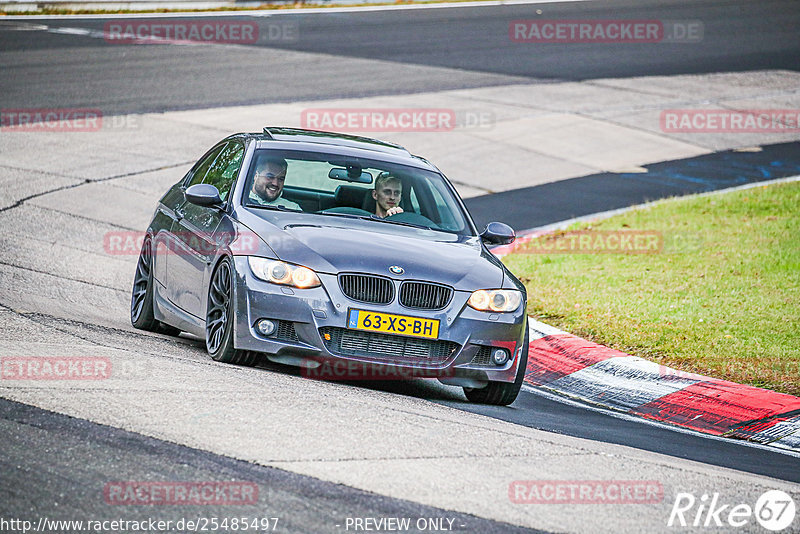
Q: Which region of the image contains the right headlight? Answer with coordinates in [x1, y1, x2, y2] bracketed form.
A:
[247, 257, 321, 289]
[468, 289, 522, 313]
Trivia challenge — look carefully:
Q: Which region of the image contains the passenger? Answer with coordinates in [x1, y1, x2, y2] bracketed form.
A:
[372, 173, 404, 218]
[249, 157, 301, 210]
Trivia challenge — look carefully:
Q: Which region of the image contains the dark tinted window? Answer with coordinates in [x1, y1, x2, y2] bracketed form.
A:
[203, 142, 244, 201]
[186, 144, 225, 187]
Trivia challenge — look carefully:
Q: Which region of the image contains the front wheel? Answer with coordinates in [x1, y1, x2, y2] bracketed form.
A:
[464, 322, 528, 406]
[205, 258, 259, 367]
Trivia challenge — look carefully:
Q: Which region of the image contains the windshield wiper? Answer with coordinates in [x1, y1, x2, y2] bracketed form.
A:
[366, 216, 436, 231]
[314, 211, 369, 220]
[248, 204, 302, 212]
[315, 211, 437, 231]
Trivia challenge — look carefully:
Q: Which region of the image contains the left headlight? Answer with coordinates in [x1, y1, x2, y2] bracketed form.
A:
[468, 289, 522, 313]
[247, 257, 321, 289]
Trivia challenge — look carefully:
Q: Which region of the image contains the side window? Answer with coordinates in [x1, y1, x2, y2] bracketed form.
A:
[186, 145, 225, 188]
[203, 142, 244, 201]
[408, 186, 421, 213]
[429, 185, 459, 230]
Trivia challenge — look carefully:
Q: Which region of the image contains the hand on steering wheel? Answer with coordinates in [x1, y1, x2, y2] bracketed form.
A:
[385, 206, 404, 217]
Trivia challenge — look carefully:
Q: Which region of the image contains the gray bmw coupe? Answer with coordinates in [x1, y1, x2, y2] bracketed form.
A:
[131, 127, 528, 405]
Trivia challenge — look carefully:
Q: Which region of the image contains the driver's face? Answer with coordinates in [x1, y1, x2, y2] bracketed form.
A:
[373, 182, 402, 213]
[253, 162, 286, 202]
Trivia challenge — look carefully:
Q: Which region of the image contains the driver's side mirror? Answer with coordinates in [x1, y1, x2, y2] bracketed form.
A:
[185, 184, 223, 208]
[481, 222, 515, 245]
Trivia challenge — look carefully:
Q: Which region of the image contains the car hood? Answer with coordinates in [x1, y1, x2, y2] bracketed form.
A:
[239, 212, 505, 290]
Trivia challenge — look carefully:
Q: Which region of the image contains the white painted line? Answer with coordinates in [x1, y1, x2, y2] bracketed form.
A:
[1, 0, 593, 20]
[493, 177, 800, 258]
[48, 26, 92, 34]
[5, 21, 249, 46]
[0, 21, 49, 29]
[518, 174, 800, 238]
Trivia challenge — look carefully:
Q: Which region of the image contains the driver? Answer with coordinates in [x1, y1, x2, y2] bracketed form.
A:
[372, 173, 404, 218]
[249, 156, 301, 210]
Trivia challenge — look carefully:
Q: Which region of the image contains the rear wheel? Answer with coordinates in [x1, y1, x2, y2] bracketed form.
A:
[464, 322, 529, 406]
[205, 258, 259, 367]
[131, 236, 181, 336]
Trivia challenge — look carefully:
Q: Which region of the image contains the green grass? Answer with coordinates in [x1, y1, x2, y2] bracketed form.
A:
[504, 181, 800, 396]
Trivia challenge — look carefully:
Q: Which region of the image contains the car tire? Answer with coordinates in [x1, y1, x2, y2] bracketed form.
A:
[463, 320, 529, 406]
[205, 257, 259, 367]
[131, 236, 181, 336]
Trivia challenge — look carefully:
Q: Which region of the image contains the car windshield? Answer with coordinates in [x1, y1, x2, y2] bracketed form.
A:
[242, 149, 474, 236]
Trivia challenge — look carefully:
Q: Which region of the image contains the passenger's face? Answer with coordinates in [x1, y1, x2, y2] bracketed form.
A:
[253, 162, 286, 202]
[373, 181, 402, 213]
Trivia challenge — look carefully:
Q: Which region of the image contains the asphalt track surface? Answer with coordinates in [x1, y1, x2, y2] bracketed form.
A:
[0, 398, 541, 534]
[1, 0, 800, 531]
[336, 372, 800, 483]
[464, 141, 800, 230]
[0, 0, 798, 114]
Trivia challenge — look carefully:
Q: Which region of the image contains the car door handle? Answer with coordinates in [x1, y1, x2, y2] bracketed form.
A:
[175, 208, 185, 221]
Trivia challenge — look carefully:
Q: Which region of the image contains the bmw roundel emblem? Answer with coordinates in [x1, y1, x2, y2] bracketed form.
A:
[389, 265, 404, 275]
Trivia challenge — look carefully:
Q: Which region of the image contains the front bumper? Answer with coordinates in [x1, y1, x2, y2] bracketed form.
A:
[230, 257, 527, 386]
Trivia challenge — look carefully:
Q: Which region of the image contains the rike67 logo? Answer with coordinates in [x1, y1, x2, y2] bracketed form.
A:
[668, 490, 796, 531]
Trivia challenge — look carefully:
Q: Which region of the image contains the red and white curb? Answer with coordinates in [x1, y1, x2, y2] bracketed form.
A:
[523, 319, 800, 451]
